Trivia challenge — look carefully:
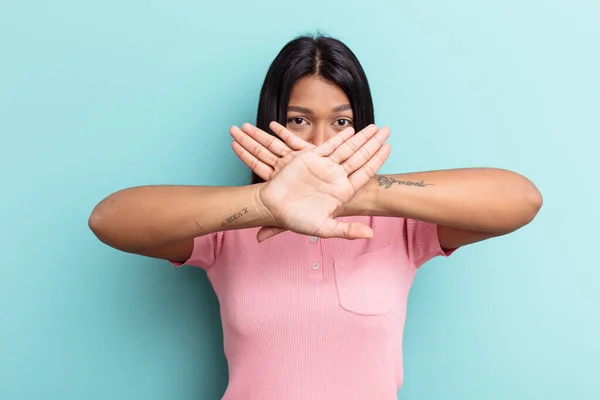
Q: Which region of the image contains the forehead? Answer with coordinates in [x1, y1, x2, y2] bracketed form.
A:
[288, 76, 351, 111]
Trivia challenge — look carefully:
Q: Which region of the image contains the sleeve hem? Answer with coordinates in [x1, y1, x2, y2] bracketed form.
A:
[412, 222, 458, 269]
[167, 234, 217, 271]
[169, 260, 186, 268]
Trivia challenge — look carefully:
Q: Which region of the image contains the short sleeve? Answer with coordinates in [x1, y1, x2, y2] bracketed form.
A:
[169, 231, 224, 271]
[405, 218, 457, 268]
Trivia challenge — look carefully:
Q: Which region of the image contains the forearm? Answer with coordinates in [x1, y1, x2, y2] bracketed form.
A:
[344, 168, 543, 234]
[88, 183, 272, 252]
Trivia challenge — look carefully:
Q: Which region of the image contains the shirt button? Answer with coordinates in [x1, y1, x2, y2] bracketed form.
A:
[310, 236, 318, 243]
[311, 262, 320, 270]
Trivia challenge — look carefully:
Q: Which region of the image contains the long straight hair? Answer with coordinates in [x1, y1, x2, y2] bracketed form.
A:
[252, 34, 375, 184]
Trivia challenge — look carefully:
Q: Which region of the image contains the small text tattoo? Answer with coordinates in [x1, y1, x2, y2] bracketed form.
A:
[221, 207, 249, 226]
[377, 176, 434, 189]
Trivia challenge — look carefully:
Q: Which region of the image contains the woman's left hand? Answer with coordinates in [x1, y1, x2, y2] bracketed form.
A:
[230, 121, 388, 241]
[229, 121, 319, 240]
[229, 121, 318, 181]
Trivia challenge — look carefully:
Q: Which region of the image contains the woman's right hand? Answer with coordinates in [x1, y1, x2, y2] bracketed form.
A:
[256, 125, 391, 242]
[229, 122, 316, 181]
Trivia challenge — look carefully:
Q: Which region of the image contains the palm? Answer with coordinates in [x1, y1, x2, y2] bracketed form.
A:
[266, 149, 310, 180]
[260, 152, 357, 237]
[231, 121, 391, 241]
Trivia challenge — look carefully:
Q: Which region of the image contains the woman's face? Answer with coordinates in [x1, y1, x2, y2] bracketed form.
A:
[286, 75, 354, 146]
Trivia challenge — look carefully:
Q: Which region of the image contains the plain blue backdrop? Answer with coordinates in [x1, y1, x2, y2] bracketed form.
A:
[1, 0, 599, 399]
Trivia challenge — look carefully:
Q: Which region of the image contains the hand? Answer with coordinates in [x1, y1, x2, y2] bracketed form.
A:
[255, 125, 391, 242]
[230, 122, 390, 240]
[230, 122, 388, 183]
[229, 121, 317, 181]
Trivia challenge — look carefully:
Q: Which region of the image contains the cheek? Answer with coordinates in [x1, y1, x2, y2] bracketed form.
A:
[288, 128, 342, 147]
[285, 125, 310, 139]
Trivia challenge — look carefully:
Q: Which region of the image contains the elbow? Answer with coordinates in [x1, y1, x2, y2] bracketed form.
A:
[524, 180, 543, 223]
[88, 206, 103, 237]
[512, 179, 543, 232]
[88, 204, 107, 242]
[88, 193, 148, 253]
[492, 177, 543, 235]
[88, 197, 116, 246]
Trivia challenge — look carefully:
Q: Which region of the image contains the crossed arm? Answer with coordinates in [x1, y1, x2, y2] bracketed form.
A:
[89, 122, 542, 262]
[229, 122, 543, 250]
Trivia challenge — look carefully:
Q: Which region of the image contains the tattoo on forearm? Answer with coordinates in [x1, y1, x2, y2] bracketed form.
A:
[221, 207, 249, 226]
[377, 176, 434, 189]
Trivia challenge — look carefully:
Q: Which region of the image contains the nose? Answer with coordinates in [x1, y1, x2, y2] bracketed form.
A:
[310, 123, 330, 147]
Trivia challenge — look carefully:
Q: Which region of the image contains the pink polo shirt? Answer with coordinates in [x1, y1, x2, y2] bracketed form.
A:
[172, 215, 455, 399]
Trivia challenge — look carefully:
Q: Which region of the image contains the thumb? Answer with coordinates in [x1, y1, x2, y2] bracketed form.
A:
[257, 226, 288, 242]
[319, 219, 374, 240]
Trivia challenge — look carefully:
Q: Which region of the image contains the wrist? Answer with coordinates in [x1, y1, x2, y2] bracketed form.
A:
[338, 177, 377, 217]
[251, 183, 280, 227]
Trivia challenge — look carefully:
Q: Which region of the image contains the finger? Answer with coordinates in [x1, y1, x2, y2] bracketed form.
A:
[328, 124, 378, 164]
[231, 141, 273, 181]
[230, 125, 280, 166]
[269, 122, 315, 151]
[312, 127, 355, 157]
[317, 218, 374, 240]
[341, 126, 391, 176]
[239, 123, 290, 157]
[241, 122, 304, 156]
[348, 143, 392, 190]
[257, 226, 288, 242]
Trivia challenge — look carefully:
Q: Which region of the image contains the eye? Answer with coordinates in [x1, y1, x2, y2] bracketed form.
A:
[287, 117, 308, 126]
[335, 118, 353, 127]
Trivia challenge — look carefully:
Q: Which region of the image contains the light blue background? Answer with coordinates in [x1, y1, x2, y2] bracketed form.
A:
[1, 0, 599, 399]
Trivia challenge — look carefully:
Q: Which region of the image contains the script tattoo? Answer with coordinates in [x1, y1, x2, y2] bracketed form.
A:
[377, 176, 434, 189]
[221, 207, 249, 227]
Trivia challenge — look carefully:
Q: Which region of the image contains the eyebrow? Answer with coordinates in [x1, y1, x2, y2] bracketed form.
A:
[287, 104, 352, 114]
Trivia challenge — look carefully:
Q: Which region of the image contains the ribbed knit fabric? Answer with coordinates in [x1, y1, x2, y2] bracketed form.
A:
[171, 216, 455, 399]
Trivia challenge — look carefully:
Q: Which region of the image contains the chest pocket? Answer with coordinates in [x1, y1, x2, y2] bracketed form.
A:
[333, 242, 403, 316]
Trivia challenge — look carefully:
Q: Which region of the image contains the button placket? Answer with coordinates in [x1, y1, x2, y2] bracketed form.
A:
[308, 236, 322, 277]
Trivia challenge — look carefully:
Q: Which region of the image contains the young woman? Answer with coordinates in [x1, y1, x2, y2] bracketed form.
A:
[89, 34, 543, 399]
